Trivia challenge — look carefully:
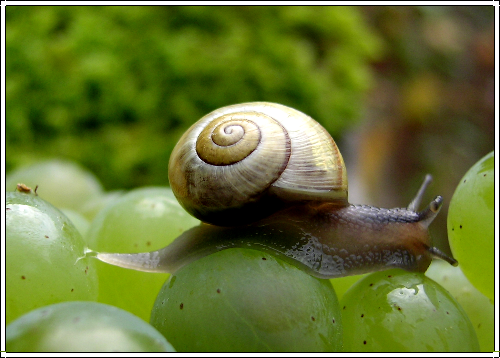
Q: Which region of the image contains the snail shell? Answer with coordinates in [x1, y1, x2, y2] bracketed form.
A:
[168, 102, 348, 226]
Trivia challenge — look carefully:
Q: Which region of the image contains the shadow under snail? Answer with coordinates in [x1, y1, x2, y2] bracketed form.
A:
[95, 102, 458, 278]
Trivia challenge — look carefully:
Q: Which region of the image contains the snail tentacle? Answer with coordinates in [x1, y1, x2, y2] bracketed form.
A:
[407, 174, 433, 212]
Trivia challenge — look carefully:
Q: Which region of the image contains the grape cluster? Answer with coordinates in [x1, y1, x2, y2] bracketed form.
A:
[5, 157, 493, 352]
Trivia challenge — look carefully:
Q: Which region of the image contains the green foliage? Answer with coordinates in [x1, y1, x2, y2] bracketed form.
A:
[6, 6, 383, 189]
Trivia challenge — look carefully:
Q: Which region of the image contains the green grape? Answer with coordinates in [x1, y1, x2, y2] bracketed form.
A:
[6, 192, 98, 324]
[79, 190, 124, 222]
[61, 208, 90, 238]
[426, 260, 494, 352]
[6, 159, 104, 212]
[330, 274, 367, 300]
[150, 248, 343, 352]
[86, 186, 199, 322]
[341, 269, 479, 352]
[447, 151, 494, 301]
[6, 301, 175, 352]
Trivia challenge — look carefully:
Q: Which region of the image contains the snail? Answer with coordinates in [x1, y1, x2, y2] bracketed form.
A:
[95, 102, 457, 278]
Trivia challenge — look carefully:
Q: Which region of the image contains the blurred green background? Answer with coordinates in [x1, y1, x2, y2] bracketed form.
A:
[5, 5, 495, 253]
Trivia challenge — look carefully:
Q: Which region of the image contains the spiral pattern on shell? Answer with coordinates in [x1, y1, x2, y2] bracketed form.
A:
[168, 102, 348, 226]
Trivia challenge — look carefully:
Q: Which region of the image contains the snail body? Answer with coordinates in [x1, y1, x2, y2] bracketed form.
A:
[96, 102, 457, 278]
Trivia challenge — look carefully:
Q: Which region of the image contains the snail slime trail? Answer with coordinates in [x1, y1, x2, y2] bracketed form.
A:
[95, 102, 457, 278]
[75, 247, 98, 265]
